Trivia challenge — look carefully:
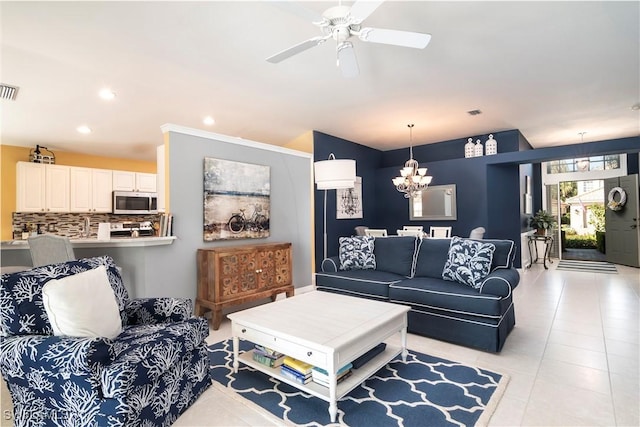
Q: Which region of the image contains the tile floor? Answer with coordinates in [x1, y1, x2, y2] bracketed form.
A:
[2, 262, 638, 426]
[175, 262, 640, 426]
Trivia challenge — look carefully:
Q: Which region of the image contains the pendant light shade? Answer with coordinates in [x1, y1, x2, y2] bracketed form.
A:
[314, 154, 356, 190]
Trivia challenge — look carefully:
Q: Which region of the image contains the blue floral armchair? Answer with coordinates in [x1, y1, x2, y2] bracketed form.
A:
[0, 255, 211, 426]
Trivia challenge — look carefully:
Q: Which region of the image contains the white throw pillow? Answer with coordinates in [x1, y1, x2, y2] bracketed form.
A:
[42, 265, 123, 339]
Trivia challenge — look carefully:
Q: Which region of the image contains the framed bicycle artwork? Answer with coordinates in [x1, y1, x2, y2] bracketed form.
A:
[203, 157, 270, 241]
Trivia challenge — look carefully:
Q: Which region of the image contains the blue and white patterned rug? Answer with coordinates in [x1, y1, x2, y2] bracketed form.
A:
[208, 339, 508, 427]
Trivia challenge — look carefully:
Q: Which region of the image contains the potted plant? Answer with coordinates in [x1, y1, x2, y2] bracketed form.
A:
[530, 210, 557, 235]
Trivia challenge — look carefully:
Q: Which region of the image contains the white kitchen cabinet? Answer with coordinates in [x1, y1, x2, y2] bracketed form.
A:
[16, 162, 70, 212]
[70, 167, 113, 212]
[45, 165, 70, 212]
[136, 172, 157, 192]
[113, 171, 157, 192]
[16, 162, 46, 212]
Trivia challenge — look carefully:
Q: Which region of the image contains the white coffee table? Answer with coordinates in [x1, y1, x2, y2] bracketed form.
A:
[228, 291, 410, 423]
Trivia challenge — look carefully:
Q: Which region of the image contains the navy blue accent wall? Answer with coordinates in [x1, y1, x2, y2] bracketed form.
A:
[313, 132, 640, 271]
[374, 156, 489, 237]
[381, 129, 528, 167]
[487, 163, 524, 265]
[313, 131, 382, 268]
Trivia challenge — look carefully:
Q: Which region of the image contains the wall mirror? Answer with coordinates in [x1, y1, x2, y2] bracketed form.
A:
[409, 184, 457, 220]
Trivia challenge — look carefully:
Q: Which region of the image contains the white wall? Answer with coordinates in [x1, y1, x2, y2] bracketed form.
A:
[142, 125, 313, 301]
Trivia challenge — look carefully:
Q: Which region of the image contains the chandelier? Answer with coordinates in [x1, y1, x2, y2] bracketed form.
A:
[392, 124, 432, 198]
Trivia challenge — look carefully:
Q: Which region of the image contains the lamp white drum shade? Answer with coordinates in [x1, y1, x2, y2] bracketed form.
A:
[314, 158, 356, 190]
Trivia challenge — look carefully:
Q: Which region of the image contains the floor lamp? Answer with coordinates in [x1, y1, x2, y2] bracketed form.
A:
[314, 154, 356, 260]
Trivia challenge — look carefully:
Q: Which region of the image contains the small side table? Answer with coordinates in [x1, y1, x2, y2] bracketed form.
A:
[527, 235, 554, 269]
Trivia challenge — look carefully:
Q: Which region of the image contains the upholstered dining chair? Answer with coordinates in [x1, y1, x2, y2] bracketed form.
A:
[397, 229, 423, 237]
[469, 227, 486, 239]
[354, 226, 369, 236]
[365, 228, 388, 237]
[429, 226, 452, 238]
[28, 234, 76, 267]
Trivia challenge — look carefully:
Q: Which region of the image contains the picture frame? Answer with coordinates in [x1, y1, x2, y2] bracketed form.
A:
[337, 176, 363, 219]
[409, 184, 457, 221]
[203, 157, 270, 241]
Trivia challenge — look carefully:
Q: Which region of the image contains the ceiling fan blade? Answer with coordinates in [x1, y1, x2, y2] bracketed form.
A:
[271, 1, 327, 25]
[337, 42, 359, 78]
[266, 36, 329, 63]
[350, 0, 385, 23]
[358, 27, 432, 49]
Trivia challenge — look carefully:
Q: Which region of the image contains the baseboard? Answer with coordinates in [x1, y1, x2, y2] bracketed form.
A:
[294, 284, 315, 295]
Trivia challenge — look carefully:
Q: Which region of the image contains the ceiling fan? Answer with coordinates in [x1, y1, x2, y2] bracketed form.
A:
[266, 0, 431, 78]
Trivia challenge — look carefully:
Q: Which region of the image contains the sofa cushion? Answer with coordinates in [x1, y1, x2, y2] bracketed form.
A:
[442, 237, 496, 289]
[413, 238, 452, 278]
[373, 236, 419, 277]
[480, 239, 516, 271]
[1, 256, 129, 336]
[42, 265, 123, 339]
[339, 236, 376, 270]
[316, 270, 405, 300]
[389, 277, 510, 318]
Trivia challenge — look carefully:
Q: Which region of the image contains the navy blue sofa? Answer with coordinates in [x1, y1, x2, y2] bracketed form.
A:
[316, 236, 520, 352]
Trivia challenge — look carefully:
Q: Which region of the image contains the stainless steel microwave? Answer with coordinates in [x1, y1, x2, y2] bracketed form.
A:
[112, 191, 158, 214]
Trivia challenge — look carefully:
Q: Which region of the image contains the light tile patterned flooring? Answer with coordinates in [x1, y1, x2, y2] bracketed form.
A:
[176, 262, 640, 427]
[2, 262, 638, 426]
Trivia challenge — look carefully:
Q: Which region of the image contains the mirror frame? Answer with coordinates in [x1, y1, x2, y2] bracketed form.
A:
[409, 184, 457, 221]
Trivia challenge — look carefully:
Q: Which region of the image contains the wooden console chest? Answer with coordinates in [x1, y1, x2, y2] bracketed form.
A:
[196, 242, 294, 329]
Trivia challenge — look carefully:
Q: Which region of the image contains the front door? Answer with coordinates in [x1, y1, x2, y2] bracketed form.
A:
[605, 174, 639, 267]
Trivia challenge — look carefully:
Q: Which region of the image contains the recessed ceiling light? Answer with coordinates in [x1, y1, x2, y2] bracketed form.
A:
[631, 103, 640, 111]
[203, 116, 215, 126]
[76, 125, 92, 134]
[99, 88, 116, 100]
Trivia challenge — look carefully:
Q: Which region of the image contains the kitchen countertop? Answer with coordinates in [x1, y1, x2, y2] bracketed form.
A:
[1, 236, 176, 250]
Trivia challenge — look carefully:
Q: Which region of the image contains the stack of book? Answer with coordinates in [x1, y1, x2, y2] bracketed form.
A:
[158, 213, 173, 237]
[311, 363, 353, 387]
[280, 356, 313, 384]
[252, 345, 285, 368]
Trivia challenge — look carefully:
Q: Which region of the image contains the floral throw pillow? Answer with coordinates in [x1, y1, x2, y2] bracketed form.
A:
[339, 236, 376, 271]
[442, 237, 496, 289]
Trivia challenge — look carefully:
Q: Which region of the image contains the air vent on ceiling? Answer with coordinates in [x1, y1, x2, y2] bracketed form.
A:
[467, 109, 482, 116]
[0, 84, 19, 101]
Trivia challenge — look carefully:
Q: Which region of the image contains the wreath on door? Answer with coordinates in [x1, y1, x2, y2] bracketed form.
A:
[607, 187, 627, 211]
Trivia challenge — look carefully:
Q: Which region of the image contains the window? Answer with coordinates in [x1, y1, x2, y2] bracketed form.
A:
[546, 154, 621, 174]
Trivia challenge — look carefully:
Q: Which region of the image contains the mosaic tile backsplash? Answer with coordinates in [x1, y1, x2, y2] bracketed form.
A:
[11, 212, 161, 240]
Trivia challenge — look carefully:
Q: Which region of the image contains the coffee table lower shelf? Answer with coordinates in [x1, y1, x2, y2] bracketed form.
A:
[237, 345, 402, 402]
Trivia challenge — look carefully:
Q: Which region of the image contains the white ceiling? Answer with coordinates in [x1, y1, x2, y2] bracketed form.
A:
[1, 1, 639, 161]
